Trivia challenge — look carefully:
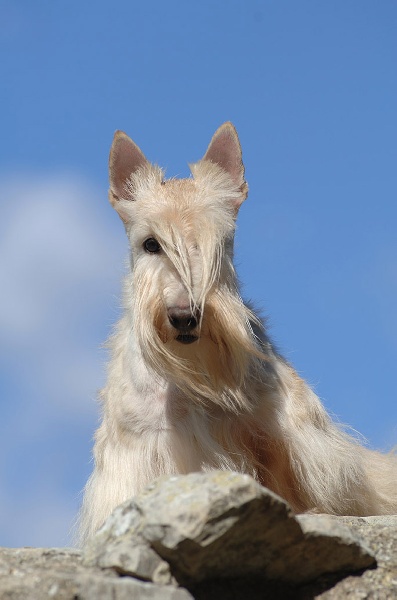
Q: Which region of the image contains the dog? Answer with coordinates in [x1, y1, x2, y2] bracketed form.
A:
[79, 122, 397, 544]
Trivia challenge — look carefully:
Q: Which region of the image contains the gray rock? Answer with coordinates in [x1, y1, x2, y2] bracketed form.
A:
[83, 501, 174, 585]
[0, 547, 193, 600]
[3, 474, 397, 598]
[307, 515, 397, 599]
[84, 471, 375, 587]
[294, 513, 376, 583]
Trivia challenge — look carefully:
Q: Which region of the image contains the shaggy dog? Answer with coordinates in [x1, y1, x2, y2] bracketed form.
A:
[79, 122, 397, 544]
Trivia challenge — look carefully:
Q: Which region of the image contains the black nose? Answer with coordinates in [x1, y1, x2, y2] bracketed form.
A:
[168, 307, 199, 331]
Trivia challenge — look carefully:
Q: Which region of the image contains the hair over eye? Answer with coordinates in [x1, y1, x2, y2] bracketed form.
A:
[143, 237, 161, 253]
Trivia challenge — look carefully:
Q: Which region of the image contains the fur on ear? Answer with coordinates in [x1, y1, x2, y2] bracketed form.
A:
[202, 122, 248, 207]
[108, 131, 148, 210]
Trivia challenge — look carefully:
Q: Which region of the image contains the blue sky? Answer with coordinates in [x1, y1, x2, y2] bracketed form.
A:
[1, 1, 396, 547]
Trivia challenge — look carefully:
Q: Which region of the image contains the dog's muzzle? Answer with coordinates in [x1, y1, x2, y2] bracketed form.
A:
[168, 307, 200, 344]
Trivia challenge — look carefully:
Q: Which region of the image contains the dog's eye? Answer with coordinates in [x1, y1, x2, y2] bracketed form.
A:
[143, 238, 161, 254]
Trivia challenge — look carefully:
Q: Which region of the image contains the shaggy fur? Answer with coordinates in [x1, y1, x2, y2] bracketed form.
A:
[78, 122, 397, 545]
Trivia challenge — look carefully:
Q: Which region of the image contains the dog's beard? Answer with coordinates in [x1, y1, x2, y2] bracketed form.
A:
[132, 270, 266, 413]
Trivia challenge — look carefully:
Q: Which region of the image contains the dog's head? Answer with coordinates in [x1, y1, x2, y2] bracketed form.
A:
[107, 123, 263, 407]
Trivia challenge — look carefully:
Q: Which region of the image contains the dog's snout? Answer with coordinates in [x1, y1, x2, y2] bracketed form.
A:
[168, 307, 199, 331]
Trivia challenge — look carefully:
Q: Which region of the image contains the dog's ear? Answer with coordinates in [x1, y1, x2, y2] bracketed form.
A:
[108, 131, 148, 210]
[203, 122, 248, 205]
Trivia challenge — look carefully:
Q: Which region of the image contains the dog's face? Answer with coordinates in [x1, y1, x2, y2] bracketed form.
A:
[109, 123, 247, 343]
[107, 124, 261, 404]
[125, 176, 222, 346]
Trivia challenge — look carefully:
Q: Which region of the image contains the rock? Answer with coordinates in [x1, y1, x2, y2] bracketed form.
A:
[84, 471, 375, 587]
[83, 501, 174, 585]
[310, 515, 397, 599]
[0, 547, 193, 600]
[294, 513, 376, 584]
[3, 474, 397, 599]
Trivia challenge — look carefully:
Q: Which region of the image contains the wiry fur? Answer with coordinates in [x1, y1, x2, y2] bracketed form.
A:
[78, 123, 397, 545]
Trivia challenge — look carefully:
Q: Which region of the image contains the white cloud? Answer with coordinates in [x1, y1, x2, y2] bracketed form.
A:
[0, 172, 128, 546]
[0, 175, 124, 342]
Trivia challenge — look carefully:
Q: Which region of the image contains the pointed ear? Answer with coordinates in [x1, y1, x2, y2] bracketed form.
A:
[108, 130, 148, 208]
[203, 122, 248, 203]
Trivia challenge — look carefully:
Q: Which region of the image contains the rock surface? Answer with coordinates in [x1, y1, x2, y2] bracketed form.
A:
[0, 547, 193, 600]
[1, 472, 397, 599]
[314, 515, 397, 599]
[84, 471, 375, 587]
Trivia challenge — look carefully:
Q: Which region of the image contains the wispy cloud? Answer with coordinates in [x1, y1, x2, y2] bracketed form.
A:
[0, 173, 127, 546]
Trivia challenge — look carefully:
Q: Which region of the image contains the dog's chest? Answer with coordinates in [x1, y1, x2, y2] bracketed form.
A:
[121, 377, 191, 433]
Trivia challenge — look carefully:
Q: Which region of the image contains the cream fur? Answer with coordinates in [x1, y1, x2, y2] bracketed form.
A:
[78, 122, 397, 545]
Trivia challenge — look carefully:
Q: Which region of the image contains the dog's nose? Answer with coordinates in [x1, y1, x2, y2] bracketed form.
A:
[168, 307, 199, 331]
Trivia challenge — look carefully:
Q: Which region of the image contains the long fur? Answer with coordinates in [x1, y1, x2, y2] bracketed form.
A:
[78, 124, 397, 545]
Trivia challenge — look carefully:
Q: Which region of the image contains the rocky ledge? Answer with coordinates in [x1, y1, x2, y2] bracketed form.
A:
[1, 471, 397, 599]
